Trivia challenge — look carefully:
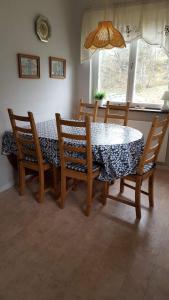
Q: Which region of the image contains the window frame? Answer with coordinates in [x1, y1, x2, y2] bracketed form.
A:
[91, 38, 167, 109]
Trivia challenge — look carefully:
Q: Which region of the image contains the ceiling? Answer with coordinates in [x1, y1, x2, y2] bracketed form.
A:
[81, 0, 137, 7]
[79, 0, 158, 9]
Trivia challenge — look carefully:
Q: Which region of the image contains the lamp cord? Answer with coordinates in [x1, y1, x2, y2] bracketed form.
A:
[104, 0, 109, 20]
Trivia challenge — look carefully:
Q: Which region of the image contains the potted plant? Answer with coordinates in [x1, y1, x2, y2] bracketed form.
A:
[94, 91, 106, 106]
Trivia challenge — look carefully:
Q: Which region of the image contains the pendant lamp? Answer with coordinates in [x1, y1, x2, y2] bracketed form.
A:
[84, 20, 126, 49]
[84, 0, 126, 50]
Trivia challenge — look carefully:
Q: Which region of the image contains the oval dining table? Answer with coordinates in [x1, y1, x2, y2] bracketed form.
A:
[2, 119, 144, 182]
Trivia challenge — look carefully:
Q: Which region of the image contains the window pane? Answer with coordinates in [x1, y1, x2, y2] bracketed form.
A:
[134, 39, 169, 105]
[98, 46, 130, 102]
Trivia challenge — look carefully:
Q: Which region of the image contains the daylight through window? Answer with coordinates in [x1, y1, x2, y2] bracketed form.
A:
[98, 39, 169, 107]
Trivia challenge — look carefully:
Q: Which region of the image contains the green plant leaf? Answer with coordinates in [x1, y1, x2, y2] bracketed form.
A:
[94, 90, 106, 100]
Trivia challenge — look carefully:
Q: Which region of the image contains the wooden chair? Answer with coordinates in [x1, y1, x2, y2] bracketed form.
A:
[104, 101, 130, 125]
[78, 99, 98, 122]
[8, 109, 55, 202]
[103, 114, 169, 219]
[56, 113, 100, 216]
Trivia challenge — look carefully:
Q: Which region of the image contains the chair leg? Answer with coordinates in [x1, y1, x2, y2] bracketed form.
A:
[148, 174, 154, 207]
[53, 166, 57, 194]
[120, 178, 124, 194]
[72, 179, 78, 191]
[110, 180, 115, 186]
[52, 166, 60, 197]
[38, 169, 45, 202]
[85, 179, 93, 217]
[59, 173, 66, 209]
[102, 181, 109, 205]
[135, 178, 142, 219]
[19, 162, 25, 195]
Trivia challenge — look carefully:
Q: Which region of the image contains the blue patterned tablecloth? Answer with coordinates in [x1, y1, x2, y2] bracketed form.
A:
[1, 120, 144, 181]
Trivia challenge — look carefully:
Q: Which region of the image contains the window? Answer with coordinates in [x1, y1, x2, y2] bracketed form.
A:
[96, 39, 169, 108]
[99, 45, 130, 102]
[134, 40, 169, 105]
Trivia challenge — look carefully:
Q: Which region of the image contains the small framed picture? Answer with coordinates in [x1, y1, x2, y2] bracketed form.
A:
[17, 53, 40, 79]
[49, 56, 66, 79]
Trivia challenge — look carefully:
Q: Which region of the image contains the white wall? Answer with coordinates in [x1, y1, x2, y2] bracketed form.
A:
[0, 0, 80, 191]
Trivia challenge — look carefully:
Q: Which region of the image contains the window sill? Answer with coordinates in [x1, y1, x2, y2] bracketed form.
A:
[129, 107, 167, 113]
[99, 105, 168, 114]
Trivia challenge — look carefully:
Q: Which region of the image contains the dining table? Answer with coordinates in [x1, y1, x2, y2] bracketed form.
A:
[1, 119, 144, 182]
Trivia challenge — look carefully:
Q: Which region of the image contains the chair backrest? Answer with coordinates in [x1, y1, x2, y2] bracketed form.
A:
[56, 113, 93, 174]
[137, 114, 169, 175]
[104, 101, 130, 126]
[8, 108, 43, 165]
[78, 99, 98, 122]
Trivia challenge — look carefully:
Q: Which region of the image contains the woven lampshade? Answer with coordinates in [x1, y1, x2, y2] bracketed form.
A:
[84, 21, 126, 50]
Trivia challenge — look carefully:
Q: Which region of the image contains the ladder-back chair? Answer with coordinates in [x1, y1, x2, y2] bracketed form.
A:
[103, 114, 169, 219]
[104, 101, 130, 126]
[8, 109, 54, 202]
[56, 113, 100, 216]
[78, 99, 98, 122]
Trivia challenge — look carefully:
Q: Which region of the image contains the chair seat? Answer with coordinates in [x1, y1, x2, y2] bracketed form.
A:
[20, 156, 47, 164]
[66, 162, 100, 173]
[131, 162, 155, 175]
[25, 155, 38, 163]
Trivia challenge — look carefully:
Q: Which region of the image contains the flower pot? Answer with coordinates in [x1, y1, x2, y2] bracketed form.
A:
[98, 99, 105, 106]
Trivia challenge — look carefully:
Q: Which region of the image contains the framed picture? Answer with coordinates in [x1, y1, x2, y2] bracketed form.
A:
[49, 56, 66, 79]
[17, 53, 40, 79]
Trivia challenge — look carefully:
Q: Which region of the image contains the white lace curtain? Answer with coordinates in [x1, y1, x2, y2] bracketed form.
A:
[81, 1, 169, 63]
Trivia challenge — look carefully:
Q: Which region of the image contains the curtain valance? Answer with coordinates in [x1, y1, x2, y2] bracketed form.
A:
[81, 1, 169, 63]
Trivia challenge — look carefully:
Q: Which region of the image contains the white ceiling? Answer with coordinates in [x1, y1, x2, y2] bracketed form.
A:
[80, 0, 137, 7]
[79, 0, 157, 10]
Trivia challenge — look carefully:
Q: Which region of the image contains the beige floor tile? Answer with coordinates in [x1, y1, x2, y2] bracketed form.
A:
[144, 266, 169, 300]
[0, 169, 169, 299]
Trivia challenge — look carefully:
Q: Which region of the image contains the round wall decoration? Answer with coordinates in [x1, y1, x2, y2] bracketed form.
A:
[35, 15, 51, 42]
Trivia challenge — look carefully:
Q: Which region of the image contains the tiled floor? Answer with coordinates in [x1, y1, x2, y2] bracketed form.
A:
[0, 169, 169, 300]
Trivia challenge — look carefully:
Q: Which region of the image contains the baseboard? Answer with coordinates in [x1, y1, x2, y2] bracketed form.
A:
[156, 164, 169, 171]
[0, 181, 14, 193]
